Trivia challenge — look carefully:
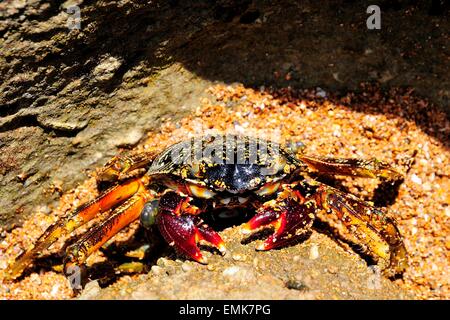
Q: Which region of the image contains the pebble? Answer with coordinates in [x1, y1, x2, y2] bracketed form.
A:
[285, 279, 309, 291]
[411, 174, 422, 185]
[0, 260, 7, 270]
[445, 240, 450, 251]
[222, 266, 255, 282]
[36, 205, 51, 215]
[181, 263, 192, 272]
[50, 284, 60, 297]
[223, 266, 240, 276]
[151, 265, 165, 276]
[78, 280, 101, 300]
[92, 56, 122, 82]
[232, 254, 246, 261]
[332, 124, 341, 137]
[309, 244, 319, 260]
[316, 87, 327, 98]
[30, 273, 41, 285]
[327, 266, 338, 274]
[156, 257, 173, 268]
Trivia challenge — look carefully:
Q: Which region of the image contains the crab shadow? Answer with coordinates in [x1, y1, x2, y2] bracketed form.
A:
[311, 218, 379, 269]
[16, 227, 168, 288]
[373, 178, 404, 207]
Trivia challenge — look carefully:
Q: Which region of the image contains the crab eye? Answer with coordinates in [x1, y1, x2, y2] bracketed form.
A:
[255, 182, 281, 197]
[188, 184, 216, 199]
[264, 157, 287, 175]
[140, 200, 159, 229]
[286, 140, 306, 154]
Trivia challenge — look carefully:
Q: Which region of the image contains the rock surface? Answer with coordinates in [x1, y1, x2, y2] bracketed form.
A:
[0, 0, 448, 300]
[82, 230, 412, 300]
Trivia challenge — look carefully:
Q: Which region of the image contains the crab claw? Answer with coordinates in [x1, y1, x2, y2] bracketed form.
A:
[241, 198, 315, 250]
[156, 191, 225, 264]
[241, 200, 280, 235]
[197, 223, 227, 255]
[157, 212, 226, 263]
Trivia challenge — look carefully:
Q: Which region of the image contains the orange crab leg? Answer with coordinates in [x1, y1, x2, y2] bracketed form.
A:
[7, 177, 149, 279]
[64, 187, 152, 270]
[298, 155, 403, 181]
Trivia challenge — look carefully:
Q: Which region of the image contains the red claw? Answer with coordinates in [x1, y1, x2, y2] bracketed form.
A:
[157, 212, 206, 263]
[241, 197, 315, 251]
[241, 201, 280, 234]
[156, 191, 225, 264]
[196, 224, 227, 255]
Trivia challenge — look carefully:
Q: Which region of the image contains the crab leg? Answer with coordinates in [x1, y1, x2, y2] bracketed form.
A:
[241, 184, 315, 250]
[313, 181, 407, 276]
[7, 177, 149, 279]
[98, 151, 156, 182]
[298, 155, 403, 181]
[64, 186, 152, 271]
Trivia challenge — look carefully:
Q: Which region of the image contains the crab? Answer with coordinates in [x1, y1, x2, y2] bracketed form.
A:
[7, 134, 408, 281]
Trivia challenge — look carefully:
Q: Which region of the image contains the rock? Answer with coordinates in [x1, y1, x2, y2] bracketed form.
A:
[285, 279, 309, 291]
[29, 273, 41, 285]
[316, 87, 327, 98]
[92, 56, 122, 82]
[222, 265, 255, 282]
[181, 263, 192, 272]
[231, 253, 246, 261]
[309, 244, 319, 260]
[327, 265, 338, 274]
[222, 266, 240, 276]
[79, 231, 412, 300]
[78, 280, 101, 300]
[150, 265, 165, 276]
[50, 284, 61, 298]
[411, 174, 423, 185]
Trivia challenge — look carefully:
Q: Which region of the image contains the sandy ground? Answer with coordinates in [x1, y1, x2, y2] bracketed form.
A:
[0, 83, 448, 299]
